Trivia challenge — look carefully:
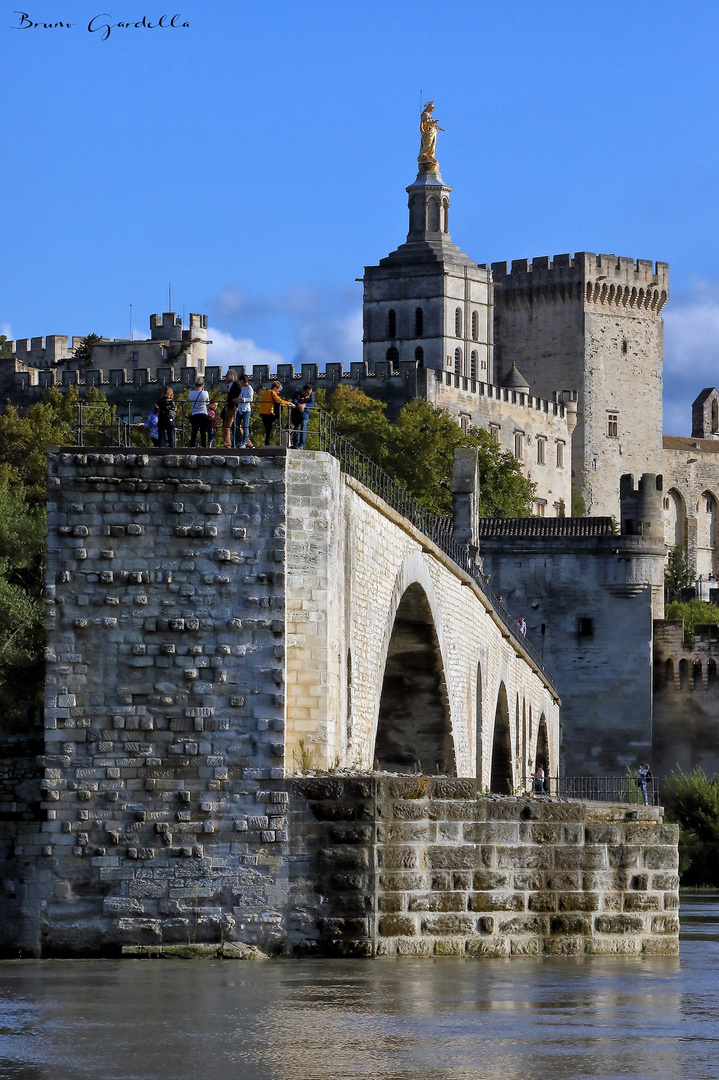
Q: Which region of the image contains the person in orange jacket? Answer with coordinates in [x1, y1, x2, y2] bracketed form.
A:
[258, 381, 291, 445]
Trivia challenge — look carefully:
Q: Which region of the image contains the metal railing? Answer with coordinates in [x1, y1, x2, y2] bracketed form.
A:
[72, 400, 557, 691]
[529, 775, 660, 805]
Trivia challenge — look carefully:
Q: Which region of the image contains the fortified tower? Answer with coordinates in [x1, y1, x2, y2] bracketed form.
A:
[491, 254, 668, 518]
[363, 103, 493, 385]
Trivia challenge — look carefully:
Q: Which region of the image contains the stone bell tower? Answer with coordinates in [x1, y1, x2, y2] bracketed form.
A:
[363, 104, 493, 384]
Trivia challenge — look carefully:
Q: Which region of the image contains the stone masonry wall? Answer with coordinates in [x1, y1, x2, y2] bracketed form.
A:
[288, 777, 679, 957]
[13, 448, 292, 956]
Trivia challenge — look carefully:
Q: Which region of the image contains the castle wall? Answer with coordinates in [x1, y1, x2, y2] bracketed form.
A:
[653, 620, 719, 778]
[427, 377, 573, 514]
[492, 254, 667, 519]
[479, 529, 663, 775]
[662, 436, 719, 578]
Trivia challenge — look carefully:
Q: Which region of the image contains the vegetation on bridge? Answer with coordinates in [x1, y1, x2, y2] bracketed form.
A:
[663, 768, 719, 886]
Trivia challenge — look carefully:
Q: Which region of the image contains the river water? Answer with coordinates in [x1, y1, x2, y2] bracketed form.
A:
[0, 894, 717, 1080]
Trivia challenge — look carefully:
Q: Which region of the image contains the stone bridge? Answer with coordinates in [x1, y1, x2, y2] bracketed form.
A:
[1, 448, 679, 960]
[284, 451, 559, 788]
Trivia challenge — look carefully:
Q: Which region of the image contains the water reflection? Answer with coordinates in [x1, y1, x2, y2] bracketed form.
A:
[0, 897, 715, 1080]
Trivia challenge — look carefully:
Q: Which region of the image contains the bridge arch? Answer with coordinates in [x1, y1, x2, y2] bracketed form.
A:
[490, 681, 513, 793]
[373, 569, 455, 775]
[535, 714, 550, 779]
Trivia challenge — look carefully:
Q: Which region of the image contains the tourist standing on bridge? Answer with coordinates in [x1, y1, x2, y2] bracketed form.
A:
[637, 763, 652, 805]
[533, 764, 546, 795]
[222, 370, 241, 447]
[157, 387, 176, 448]
[259, 381, 291, 446]
[235, 375, 254, 449]
[291, 384, 314, 448]
[516, 615, 527, 636]
[189, 376, 210, 448]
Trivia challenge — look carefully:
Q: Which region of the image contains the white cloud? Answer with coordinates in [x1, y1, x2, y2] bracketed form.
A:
[294, 308, 363, 369]
[664, 283, 719, 376]
[663, 282, 719, 435]
[0, 322, 13, 341]
[206, 327, 287, 372]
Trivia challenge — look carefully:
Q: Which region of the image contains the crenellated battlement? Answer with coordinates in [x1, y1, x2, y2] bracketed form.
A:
[492, 252, 668, 314]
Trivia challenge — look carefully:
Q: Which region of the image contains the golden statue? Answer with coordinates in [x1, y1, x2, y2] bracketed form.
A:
[417, 101, 444, 172]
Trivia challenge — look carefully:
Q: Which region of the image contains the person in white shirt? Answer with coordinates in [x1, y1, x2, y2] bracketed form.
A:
[189, 376, 210, 447]
[235, 375, 254, 448]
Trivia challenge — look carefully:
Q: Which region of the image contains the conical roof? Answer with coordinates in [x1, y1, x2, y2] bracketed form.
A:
[502, 363, 530, 391]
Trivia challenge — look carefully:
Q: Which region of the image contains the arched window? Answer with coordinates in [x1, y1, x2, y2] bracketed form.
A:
[415, 346, 424, 368]
[386, 347, 399, 373]
[693, 660, 702, 690]
[470, 351, 478, 380]
[387, 309, 396, 338]
[679, 658, 688, 689]
[471, 311, 478, 341]
[455, 347, 463, 375]
[415, 308, 424, 337]
[455, 308, 463, 338]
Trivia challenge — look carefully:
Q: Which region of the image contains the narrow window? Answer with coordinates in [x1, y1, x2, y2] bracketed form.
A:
[577, 617, 594, 638]
[535, 500, 546, 517]
[415, 346, 424, 368]
[455, 347, 463, 375]
[622, 338, 628, 355]
[414, 308, 424, 337]
[537, 438, 546, 465]
[470, 351, 478, 380]
[386, 347, 399, 373]
[607, 413, 618, 438]
[460, 414, 470, 434]
[387, 309, 396, 338]
[161, 347, 168, 360]
[446, 352, 453, 368]
[490, 425, 500, 444]
[132, 351, 139, 366]
[556, 441, 564, 468]
[514, 433, 523, 460]
[471, 311, 479, 341]
[455, 308, 463, 337]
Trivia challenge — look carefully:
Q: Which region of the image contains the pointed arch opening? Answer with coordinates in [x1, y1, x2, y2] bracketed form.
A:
[374, 583, 455, 774]
[535, 714, 550, 788]
[490, 683, 512, 793]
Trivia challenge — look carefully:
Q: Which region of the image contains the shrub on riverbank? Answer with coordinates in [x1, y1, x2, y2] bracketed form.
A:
[663, 768, 719, 885]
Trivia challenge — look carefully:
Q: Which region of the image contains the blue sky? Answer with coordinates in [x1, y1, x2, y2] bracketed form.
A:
[2, 0, 719, 434]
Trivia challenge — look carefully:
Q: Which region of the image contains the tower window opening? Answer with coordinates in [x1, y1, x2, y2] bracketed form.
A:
[622, 338, 628, 354]
[455, 347, 463, 375]
[556, 441, 564, 468]
[415, 308, 424, 337]
[471, 311, 479, 341]
[455, 308, 463, 338]
[577, 616, 594, 638]
[415, 346, 424, 367]
[470, 351, 478, 380]
[537, 438, 546, 465]
[607, 413, 619, 438]
[514, 432, 523, 460]
[387, 309, 396, 339]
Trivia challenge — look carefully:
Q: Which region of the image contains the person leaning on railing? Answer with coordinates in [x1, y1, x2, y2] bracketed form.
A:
[259, 381, 292, 446]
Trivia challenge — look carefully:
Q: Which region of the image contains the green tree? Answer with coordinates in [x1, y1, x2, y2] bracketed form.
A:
[315, 389, 534, 518]
[663, 768, 719, 885]
[571, 487, 586, 517]
[664, 599, 719, 644]
[0, 335, 12, 359]
[71, 333, 103, 367]
[665, 545, 694, 602]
